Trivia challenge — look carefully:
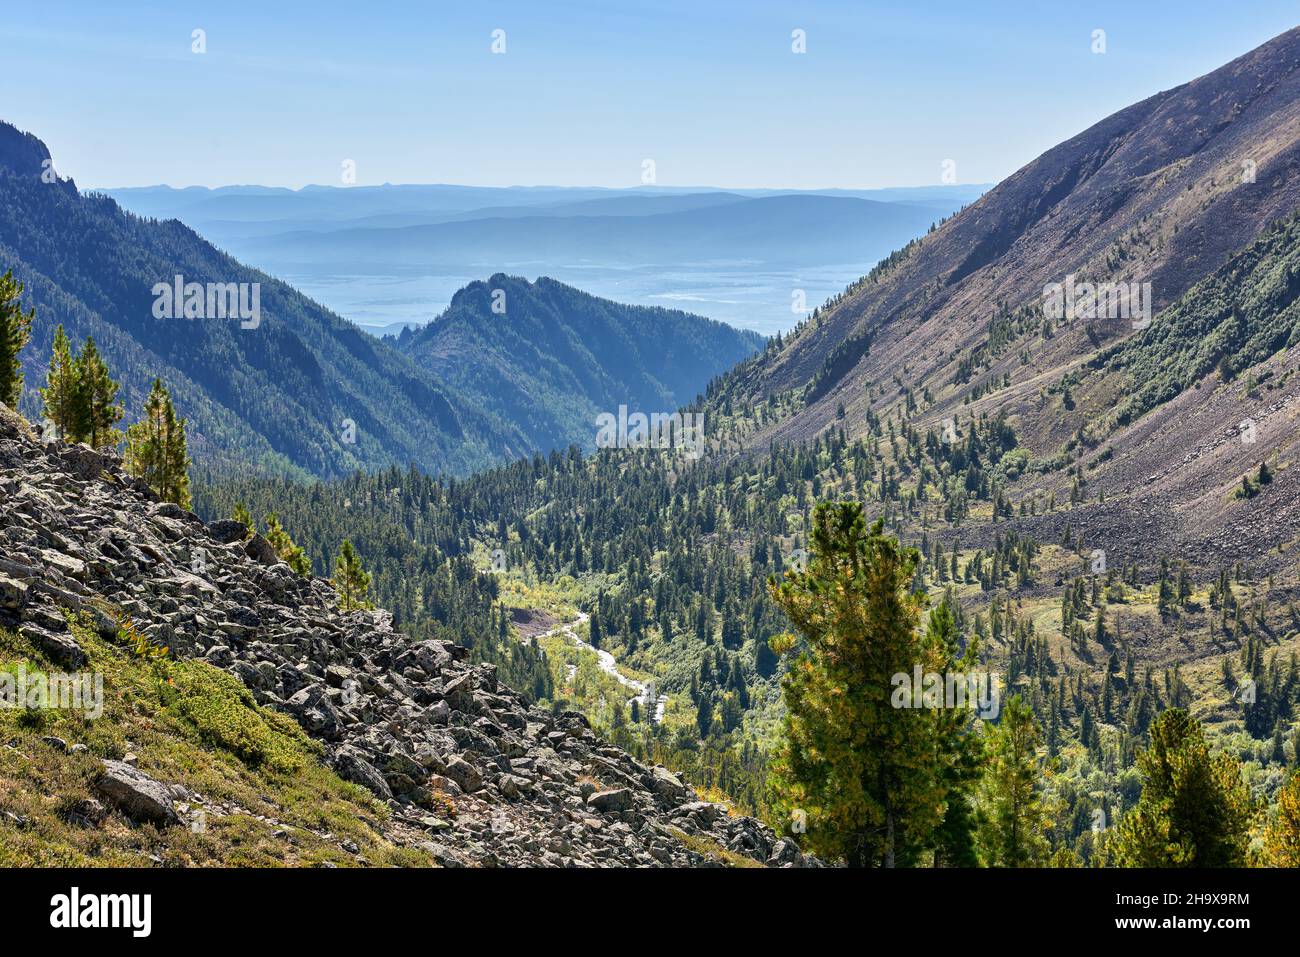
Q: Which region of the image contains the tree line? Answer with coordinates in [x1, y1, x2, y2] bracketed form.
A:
[2, 268, 192, 507]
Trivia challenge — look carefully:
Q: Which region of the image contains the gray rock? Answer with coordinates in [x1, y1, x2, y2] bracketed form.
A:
[427, 699, 451, 724]
[205, 519, 249, 544]
[334, 746, 393, 800]
[94, 760, 180, 827]
[18, 623, 86, 669]
[243, 534, 279, 566]
[648, 766, 689, 802]
[286, 685, 342, 740]
[768, 838, 801, 866]
[57, 444, 108, 481]
[444, 755, 483, 793]
[587, 788, 634, 813]
[442, 672, 475, 712]
[0, 573, 27, 609]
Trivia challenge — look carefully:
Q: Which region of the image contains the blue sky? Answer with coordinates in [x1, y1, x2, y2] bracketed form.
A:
[4, 0, 1298, 190]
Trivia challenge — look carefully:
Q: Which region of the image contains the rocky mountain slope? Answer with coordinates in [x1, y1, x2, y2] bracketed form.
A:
[0, 403, 810, 867]
[719, 25, 1300, 451]
[699, 26, 1300, 568]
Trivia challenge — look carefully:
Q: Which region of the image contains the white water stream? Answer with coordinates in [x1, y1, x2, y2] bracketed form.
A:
[537, 612, 666, 723]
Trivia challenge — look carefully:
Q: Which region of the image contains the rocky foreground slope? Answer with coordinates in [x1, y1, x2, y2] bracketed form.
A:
[0, 404, 811, 867]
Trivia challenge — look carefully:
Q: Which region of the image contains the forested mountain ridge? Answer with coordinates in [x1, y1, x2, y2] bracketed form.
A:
[0, 120, 518, 478]
[393, 274, 763, 454]
[691, 25, 1300, 578]
[0, 120, 768, 479]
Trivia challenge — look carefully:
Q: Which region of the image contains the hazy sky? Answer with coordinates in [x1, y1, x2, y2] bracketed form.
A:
[5, 1, 1298, 190]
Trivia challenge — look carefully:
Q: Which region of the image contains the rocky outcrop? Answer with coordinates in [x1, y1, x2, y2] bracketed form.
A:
[0, 408, 814, 868]
[94, 760, 181, 827]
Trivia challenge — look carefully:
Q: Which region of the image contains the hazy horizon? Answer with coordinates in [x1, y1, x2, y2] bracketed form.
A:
[93, 181, 996, 193]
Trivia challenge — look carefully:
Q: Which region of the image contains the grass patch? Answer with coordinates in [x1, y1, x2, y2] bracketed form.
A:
[0, 615, 432, 868]
[666, 826, 764, 868]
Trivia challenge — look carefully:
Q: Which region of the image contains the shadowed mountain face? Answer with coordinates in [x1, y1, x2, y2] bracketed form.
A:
[0, 121, 517, 479]
[394, 274, 763, 454]
[0, 124, 761, 478]
[718, 24, 1300, 476]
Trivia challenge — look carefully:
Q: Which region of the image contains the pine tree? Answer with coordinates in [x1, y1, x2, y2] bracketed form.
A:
[1263, 771, 1300, 867]
[754, 633, 778, 679]
[768, 501, 953, 867]
[264, 512, 313, 576]
[927, 599, 985, 867]
[123, 378, 191, 508]
[977, 694, 1049, 866]
[72, 336, 123, 448]
[1112, 709, 1251, 866]
[0, 270, 34, 408]
[333, 539, 373, 611]
[231, 502, 255, 536]
[694, 690, 713, 738]
[40, 325, 79, 440]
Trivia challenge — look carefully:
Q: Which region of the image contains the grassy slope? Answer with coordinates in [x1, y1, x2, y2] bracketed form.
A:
[0, 614, 429, 867]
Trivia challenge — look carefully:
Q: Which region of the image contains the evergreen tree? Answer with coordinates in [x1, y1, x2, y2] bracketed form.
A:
[333, 539, 373, 611]
[1262, 770, 1300, 867]
[0, 270, 34, 408]
[231, 502, 255, 536]
[754, 634, 778, 679]
[927, 599, 985, 867]
[1112, 709, 1251, 866]
[123, 378, 191, 508]
[72, 336, 123, 448]
[40, 325, 79, 440]
[768, 501, 953, 867]
[977, 694, 1049, 866]
[695, 689, 713, 738]
[264, 512, 313, 576]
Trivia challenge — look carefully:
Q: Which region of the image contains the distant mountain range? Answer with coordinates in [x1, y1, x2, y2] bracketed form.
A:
[104, 182, 987, 335]
[0, 123, 759, 479]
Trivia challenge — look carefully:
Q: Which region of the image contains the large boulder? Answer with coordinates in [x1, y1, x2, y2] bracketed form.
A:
[587, 788, 634, 814]
[56, 444, 109, 481]
[0, 573, 27, 610]
[205, 519, 249, 545]
[443, 755, 483, 793]
[334, 746, 394, 800]
[767, 839, 802, 866]
[151, 501, 201, 524]
[410, 640, 452, 676]
[19, 623, 86, 669]
[286, 685, 343, 740]
[442, 672, 476, 712]
[243, 534, 279, 566]
[648, 766, 689, 803]
[94, 760, 180, 827]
